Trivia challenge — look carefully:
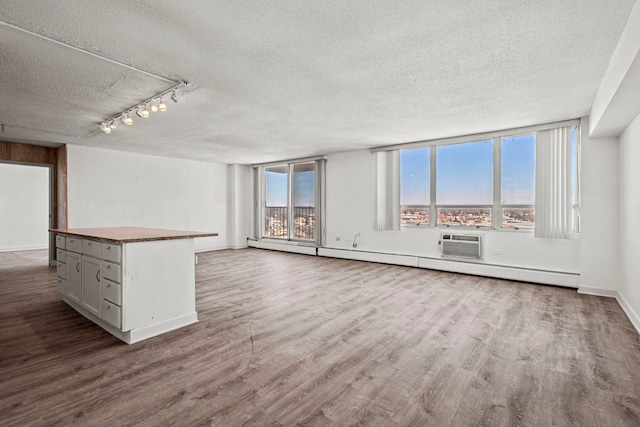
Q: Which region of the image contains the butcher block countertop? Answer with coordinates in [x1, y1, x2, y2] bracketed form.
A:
[50, 227, 218, 244]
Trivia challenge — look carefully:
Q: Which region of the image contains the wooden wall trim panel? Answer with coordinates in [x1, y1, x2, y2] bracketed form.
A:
[56, 145, 68, 229]
[0, 141, 55, 165]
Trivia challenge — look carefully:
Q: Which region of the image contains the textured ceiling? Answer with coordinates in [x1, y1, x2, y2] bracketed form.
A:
[0, 1, 636, 164]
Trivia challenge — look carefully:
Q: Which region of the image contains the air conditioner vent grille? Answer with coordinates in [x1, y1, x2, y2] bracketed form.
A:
[441, 233, 482, 259]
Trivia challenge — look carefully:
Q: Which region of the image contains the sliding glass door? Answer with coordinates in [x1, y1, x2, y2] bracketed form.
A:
[261, 160, 322, 243]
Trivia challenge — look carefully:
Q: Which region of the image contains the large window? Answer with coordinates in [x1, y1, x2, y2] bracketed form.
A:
[259, 159, 324, 243]
[501, 134, 535, 229]
[264, 165, 289, 238]
[437, 139, 493, 228]
[398, 126, 579, 232]
[400, 148, 429, 225]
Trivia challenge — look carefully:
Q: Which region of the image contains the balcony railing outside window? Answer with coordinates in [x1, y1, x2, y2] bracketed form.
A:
[264, 206, 315, 240]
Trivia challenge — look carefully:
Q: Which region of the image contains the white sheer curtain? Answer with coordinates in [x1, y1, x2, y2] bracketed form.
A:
[374, 150, 400, 231]
[535, 126, 573, 239]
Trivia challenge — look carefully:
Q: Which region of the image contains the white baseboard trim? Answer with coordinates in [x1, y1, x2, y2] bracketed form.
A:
[195, 245, 230, 253]
[318, 247, 418, 267]
[0, 245, 48, 253]
[319, 247, 578, 288]
[248, 239, 317, 256]
[616, 291, 640, 335]
[577, 287, 618, 298]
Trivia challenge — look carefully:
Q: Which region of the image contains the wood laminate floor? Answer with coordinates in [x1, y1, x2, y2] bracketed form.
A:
[1, 248, 640, 426]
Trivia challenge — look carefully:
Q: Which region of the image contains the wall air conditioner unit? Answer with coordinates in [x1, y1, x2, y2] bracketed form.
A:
[440, 233, 483, 260]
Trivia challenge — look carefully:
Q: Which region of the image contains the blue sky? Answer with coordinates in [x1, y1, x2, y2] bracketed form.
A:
[401, 135, 536, 206]
[265, 170, 315, 207]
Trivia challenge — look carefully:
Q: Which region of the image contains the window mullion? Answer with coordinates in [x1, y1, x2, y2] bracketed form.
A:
[429, 145, 437, 227]
[287, 163, 293, 240]
[493, 137, 501, 230]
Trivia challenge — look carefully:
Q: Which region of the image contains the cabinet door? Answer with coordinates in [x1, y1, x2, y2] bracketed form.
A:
[82, 256, 101, 317]
[56, 277, 66, 296]
[65, 252, 82, 303]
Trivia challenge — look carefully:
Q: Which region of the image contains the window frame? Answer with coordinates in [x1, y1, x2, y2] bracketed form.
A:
[255, 157, 326, 245]
[397, 124, 579, 233]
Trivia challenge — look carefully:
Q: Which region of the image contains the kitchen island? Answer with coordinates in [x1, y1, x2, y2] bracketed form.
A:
[50, 227, 218, 344]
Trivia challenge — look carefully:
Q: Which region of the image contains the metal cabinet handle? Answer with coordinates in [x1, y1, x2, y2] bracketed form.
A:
[76, 262, 80, 272]
[105, 305, 110, 310]
[107, 265, 111, 270]
[87, 242, 91, 246]
[106, 283, 111, 288]
[96, 270, 100, 282]
[106, 246, 111, 251]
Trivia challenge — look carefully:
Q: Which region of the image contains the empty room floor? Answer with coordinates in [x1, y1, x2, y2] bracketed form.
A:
[1, 248, 639, 426]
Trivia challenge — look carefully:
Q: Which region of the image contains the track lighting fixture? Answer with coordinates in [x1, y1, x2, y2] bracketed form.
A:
[97, 81, 186, 135]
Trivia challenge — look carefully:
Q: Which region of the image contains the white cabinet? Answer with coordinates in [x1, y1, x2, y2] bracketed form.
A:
[65, 251, 82, 304]
[101, 300, 121, 329]
[54, 230, 199, 344]
[55, 239, 66, 296]
[82, 239, 101, 258]
[55, 234, 66, 249]
[101, 243, 121, 263]
[81, 254, 101, 317]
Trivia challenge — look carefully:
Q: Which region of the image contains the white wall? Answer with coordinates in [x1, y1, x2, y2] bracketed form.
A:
[226, 164, 253, 249]
[324, 148, 581, 276]
[67, 145, 228, 251]
[578, 119, 620, 295]
[618, 113, 640, 329]
[0, 163, 49, 251]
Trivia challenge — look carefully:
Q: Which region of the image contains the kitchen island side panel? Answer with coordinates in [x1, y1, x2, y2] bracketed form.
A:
[122, 238, 197, 332]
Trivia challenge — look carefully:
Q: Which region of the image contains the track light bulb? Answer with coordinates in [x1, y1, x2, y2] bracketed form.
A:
[151, 101, 158, 112]
[141, 105, 150, 118]
[100, 123, 111, 133]
[109, 120, 117, 129]
[159, 101, 167, 111]
[122, 114, 133, 125]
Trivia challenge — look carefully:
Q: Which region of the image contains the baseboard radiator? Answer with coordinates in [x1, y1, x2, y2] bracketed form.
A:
[440, 233, 482, 259]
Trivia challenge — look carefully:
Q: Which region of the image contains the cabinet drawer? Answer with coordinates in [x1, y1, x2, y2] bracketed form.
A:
[66, 237, 82, 254]
[56, 277, 65, 296]
[56, 248, 66, 263]
[56, 235, 66, 249]
[57, 260, 66, 279]
[102, 300, 121, 329]
[101, 261, 122, 283]
[82, 239, 101, 258]
[101, 243, 122, 264]
[101, 279, 122, 306]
